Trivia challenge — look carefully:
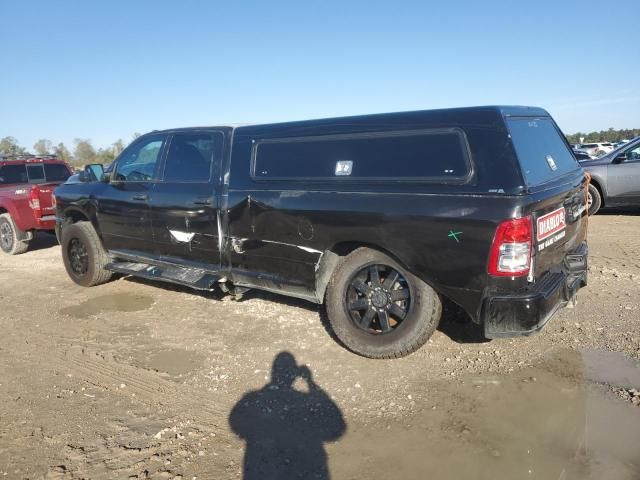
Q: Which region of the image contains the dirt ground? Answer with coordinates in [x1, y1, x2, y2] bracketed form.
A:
[1, 211, 639, 479]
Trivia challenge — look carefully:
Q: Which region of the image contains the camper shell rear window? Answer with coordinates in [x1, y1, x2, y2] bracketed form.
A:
[507, 118, 581, 187]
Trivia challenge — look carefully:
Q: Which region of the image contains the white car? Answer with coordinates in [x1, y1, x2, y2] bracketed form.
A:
[613, 140, 630, 148]
[577, 142, 614, 157]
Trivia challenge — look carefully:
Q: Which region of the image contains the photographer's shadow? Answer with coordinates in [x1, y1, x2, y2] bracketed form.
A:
[229, 352, 346, 480]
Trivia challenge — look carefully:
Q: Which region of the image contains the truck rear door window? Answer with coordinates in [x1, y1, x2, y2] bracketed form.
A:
[44, 164, 72, 182]
[507, 118, 580, 187]
[163, 132, 222, 183]
[0, 165, 28, 184]
[252, 129, 471, 182]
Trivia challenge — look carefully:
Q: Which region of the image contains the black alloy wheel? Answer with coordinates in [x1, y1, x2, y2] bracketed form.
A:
[60, 221, 113, 287]
[345, 264, 412, 334]
[326, 247, 442, 358]
[68, 237, 90, 276]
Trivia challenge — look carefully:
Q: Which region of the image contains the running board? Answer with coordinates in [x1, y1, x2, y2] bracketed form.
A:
[106, 261, 219, 290]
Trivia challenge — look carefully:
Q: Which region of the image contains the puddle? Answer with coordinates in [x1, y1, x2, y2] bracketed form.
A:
[329, 349, 640, 480]
[582, 348, 640, 388]
[134, 349, 203, 377]
[60, 293, 155, 318]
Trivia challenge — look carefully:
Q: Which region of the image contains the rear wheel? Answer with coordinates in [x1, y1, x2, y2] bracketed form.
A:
[61, 221, 113, 287]
[587, 184, 602, 215]
[326, 248, 442, 358]
[0, 213, 29, 255]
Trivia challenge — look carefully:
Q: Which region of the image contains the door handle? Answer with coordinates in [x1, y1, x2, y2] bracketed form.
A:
[131, 194, 148, 201]
[193, 198, 213, 205]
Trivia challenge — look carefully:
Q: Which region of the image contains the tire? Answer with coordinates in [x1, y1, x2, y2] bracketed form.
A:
[61, 221, 113, 287]
[587, 183, 602, 216]
[326, 248, 442, 359]
[0, 213, 29, 255]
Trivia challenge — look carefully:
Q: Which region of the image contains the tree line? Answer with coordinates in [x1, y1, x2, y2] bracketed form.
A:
[0, 134, 140, 168]
[565, 128, 640, 144]
[1, 127, 639, 168]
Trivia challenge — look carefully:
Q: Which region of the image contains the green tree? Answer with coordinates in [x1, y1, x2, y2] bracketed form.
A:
[53, 142, 73, 163]
[566, 128, 640, 144]
[95, 148, 116, 165]
[33, 138, 53, 155]
[73, 138, 96, 166]
[111, 139, 125, 158]
[0, 136, 26, 155]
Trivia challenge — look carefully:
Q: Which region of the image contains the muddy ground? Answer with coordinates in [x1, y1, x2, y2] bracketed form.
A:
[1, 211, 639, 479]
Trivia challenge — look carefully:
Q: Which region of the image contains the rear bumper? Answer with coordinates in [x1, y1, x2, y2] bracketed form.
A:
[15, 214, 56, 232]
[483, 242, 588, 338]
[36, 215, 57, 230]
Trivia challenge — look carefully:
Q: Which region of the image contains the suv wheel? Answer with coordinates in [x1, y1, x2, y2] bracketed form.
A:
[326, 248, 442, 358]
[587, 184, 602, 215]
[61, 221, 113, 287]
[0, 213, 29, 255]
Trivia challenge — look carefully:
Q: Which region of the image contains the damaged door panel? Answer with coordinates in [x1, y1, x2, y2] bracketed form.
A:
[149, 130, 227, 268]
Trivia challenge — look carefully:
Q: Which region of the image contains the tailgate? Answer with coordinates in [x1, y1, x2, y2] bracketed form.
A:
[33, 182, 59, 217]
[531, 176, 588, 278]
[505, 115, 588, 279]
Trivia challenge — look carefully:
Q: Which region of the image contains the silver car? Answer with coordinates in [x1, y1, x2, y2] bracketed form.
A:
[580, 137, 640, 214]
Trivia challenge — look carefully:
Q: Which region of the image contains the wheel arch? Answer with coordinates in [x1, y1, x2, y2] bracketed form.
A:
[589, 177, 606, 207]
[0, 201, 18, 219]
[60, 207, 102, 237]
[316, 240, 444, 303]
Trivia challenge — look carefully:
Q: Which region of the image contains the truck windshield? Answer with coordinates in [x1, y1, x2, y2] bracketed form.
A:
[507, 118, 580, 187]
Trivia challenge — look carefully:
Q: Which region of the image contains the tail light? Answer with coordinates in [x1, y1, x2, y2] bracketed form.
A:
[488, 216, 532, 277]
[28, 185, 41, 215]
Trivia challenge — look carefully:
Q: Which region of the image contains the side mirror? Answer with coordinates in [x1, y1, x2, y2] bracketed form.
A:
[612, 154, 626, 164]
[84, 163, 105, 182]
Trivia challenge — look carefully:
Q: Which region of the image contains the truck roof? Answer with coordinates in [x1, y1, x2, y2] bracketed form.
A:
[0, 155, 67, 166]
[147, 106, 551, 136]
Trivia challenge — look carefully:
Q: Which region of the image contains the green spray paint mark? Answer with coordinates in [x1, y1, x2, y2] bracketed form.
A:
[448, 231, 463, 242]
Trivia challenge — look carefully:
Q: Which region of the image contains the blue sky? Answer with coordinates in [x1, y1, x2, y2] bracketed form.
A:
[1, 0, 639, 151]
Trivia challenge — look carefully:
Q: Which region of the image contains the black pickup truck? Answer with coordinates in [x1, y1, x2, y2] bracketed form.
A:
[54, 106, 588, 358]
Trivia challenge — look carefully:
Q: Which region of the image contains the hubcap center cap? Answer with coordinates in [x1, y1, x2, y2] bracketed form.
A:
[371, 291, 389, 308]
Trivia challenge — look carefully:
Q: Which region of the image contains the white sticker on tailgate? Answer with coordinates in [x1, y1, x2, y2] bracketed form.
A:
[537, 207, 566, 242]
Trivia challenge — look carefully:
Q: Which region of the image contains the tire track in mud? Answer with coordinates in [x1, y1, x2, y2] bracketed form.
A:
[52, 346, 236, 478]
[61, 346, 229, 430]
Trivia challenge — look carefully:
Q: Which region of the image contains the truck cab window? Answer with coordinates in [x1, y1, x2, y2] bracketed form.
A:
[0, 165, 28, 184]
[26, 164, 46, 184]
[163, 133, 220, 182]
[113, 136, 164, 182]
[44, 163, 72, 182]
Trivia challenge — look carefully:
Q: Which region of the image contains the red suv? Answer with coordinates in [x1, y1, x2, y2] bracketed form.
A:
[0, 155, 73, 255]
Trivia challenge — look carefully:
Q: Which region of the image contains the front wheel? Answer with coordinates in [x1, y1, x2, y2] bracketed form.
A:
[61, 221, 113, 287]
[326, 248, 442, 358]
[0, 213, 29, 255]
